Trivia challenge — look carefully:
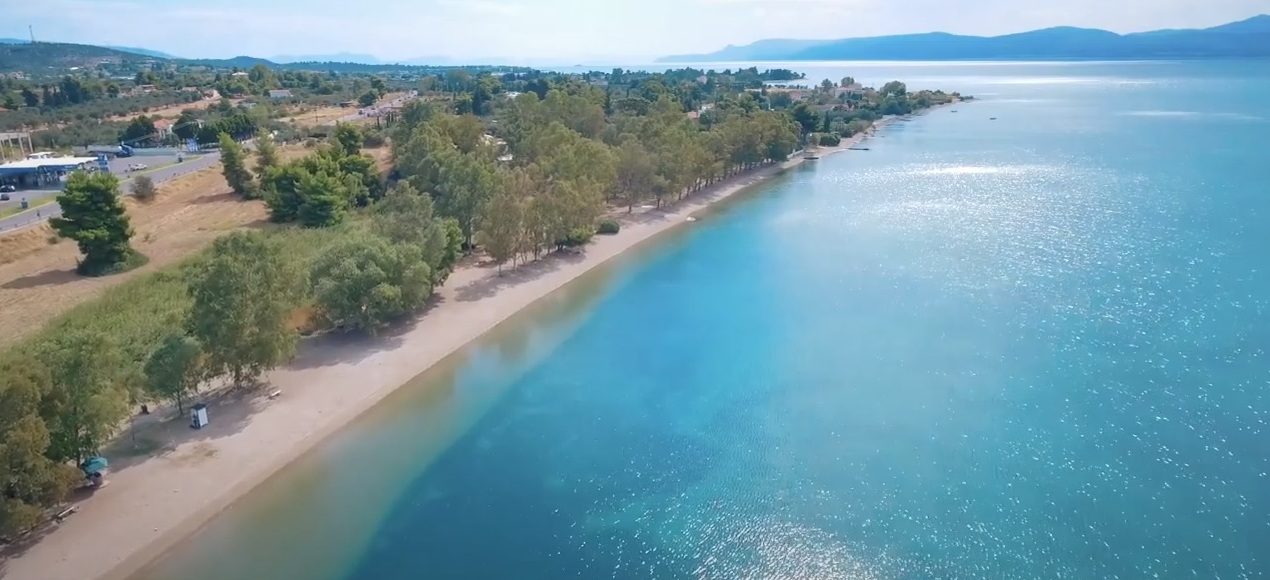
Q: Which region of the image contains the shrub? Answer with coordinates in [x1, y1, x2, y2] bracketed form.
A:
[560, 227, 593, 248]
[131, 175, 157, 201]
[596, 219, 620, 235]
[818, 133, 842, 147]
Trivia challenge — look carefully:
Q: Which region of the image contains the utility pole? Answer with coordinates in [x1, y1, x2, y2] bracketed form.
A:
[29, 25, 35, 44]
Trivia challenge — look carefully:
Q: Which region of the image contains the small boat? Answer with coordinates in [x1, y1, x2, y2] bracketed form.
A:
[803, 155, 820, 160]
[847, 147, 870, 151]
[989, 117, 998, 120]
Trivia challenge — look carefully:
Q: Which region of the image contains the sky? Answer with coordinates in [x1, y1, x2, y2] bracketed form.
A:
[1, 0, 1268, 63]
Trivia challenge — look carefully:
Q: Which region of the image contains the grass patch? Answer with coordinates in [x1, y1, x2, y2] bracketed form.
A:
[0, 199, 56, 219]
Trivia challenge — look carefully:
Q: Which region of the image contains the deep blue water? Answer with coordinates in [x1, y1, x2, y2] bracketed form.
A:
[138, 61, 1270, 579]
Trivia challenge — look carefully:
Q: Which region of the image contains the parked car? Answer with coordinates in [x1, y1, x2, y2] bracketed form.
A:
[0, 193, 9, 201]
[0, 184, 15, 193]
[127, 163, 149, 171]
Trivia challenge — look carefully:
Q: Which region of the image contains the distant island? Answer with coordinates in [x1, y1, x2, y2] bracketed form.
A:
[660, 14, 1270, 61]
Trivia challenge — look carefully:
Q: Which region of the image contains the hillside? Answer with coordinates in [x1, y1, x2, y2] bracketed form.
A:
[661, 14, 1270, 61]
[0, 42, 154, 74]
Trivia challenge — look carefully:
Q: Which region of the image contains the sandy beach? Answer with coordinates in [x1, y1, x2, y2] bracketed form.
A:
[0, 121, 891, 580]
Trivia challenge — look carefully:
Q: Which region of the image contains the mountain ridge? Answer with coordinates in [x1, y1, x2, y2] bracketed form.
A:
[660, 15, 1270, 61]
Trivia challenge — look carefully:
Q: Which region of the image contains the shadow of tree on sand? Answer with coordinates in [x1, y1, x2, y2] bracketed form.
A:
[453, 249, 587, 303]
[1, 268, 81, 290]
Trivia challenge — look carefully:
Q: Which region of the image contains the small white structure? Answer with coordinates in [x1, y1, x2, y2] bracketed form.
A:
[190, 403, 209, 429]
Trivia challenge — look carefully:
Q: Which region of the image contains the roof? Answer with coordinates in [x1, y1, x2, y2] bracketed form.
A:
[269, 89, 293, 98]
[0, 157, 97, 174]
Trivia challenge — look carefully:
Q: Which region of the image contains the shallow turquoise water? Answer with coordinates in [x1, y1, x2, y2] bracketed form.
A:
[138, 61, 1270, 579]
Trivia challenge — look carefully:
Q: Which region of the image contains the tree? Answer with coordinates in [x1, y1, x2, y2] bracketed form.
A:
[478, 182, 524, 272]
[880, 80, 907, 97]
[614, 139, 663, 211]
[131, 175, 157, 201]
[0, 359, 80, 537]
[311, 235, 433, 333]
[218, 133, 257, 199]
[50, 172, 137, 276]
[187, 232, 301, 387]
[36, 330, 132, 463]
[790, 103, 819, 138]
[143, 335, 203, 415]
[371, 183, 450, 277]
[2, 93, 17, 111]
[333, 124, 363, 157]
[173, 110, 200, 141]
[20, 87, 39, 107]
[261, 163, 307, 223]
[840, 76, 856, 87]
[358, 90, 378, 107]
[434, 151, 499, 247]
[254, 131, 280, 173]
[296, 170, 350, 227]
[120, 115, 157, 146]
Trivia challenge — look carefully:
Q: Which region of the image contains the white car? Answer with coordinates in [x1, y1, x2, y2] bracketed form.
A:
[127, 163, 148, 172]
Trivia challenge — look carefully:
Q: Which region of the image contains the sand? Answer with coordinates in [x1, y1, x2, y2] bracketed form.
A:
[0, 122, 892, 580]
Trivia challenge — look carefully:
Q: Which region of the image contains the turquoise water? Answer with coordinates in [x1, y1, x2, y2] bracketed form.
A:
[138, 61, 1270, 579]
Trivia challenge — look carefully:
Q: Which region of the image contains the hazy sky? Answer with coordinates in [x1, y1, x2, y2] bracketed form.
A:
[2, 0, 1267, 62]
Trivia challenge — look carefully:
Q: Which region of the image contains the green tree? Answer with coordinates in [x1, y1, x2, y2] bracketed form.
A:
[143, 335, 203, 415]
[434, 151, 499, 247]
[261, 163, 307, 223]
[120, 115, 157, 146]
[2, 93, 17, 111]
[296, 170, 350, 227]
[0, 359, 79, 537]
[131, 175, 157, 201]
[614, 139, 664, 211]
[50, 172, 137, 276]
[36, 330, 132, 463]
[478, 182, 524, 272]
[333, 124, 363, 157]
[218, 133, 257, 199]
[311, 235, 433, 333]
[880, 80, 907, 97]
[187, 232, 301, 387]
[20, 87, 39, 107]
[790, 103, 819, 138]
[174, 110, 200, 140]
[370, 183, 450, 277]
[254, 131, 280, 173]
[358, 91, 378, 107]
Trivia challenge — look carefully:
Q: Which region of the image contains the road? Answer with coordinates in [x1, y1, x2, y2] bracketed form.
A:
[0, 152, 221, 233]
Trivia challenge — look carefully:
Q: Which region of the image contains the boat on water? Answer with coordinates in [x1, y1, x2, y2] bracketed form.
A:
[848, 147, 870, 151]
[803, 155, 820, 160]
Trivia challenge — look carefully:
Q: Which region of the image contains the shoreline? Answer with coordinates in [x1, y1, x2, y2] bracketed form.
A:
[1, 116, 903, 580]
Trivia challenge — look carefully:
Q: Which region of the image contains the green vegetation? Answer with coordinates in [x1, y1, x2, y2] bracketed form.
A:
[50, 172, 140, 276]
[131, 175, 157, 201]
[186, 232, 302, 387]
[597, 219, 621, 235]
[218, 133, 258, 199]
[0, 63, 959, 536]
[311, 234, 433, 333]
[143, 334, 203, 415]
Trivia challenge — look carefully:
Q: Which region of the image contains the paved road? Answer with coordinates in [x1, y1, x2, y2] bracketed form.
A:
[0, 152, 221, 233]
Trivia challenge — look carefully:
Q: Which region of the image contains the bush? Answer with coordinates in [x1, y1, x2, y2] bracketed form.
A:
[362, 129, 387, 149]
[596, 219, 620, 235]
[131, 175, 157, 201]
[818, 133, 842, 147]
[560, 227, 593, 248]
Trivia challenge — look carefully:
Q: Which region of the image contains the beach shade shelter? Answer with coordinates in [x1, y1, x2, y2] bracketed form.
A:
[81, 456, 109, 487]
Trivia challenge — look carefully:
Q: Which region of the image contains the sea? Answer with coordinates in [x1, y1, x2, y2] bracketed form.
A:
[135, 60, 1270, 579]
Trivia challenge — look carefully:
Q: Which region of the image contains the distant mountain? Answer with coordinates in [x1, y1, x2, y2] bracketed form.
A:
[0, 42, 151, 73]
[0, 38, 27, 45]
[272, 53, 381, 65]
[106, 45, 175, 59]
[661, 15, 1270, 61]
